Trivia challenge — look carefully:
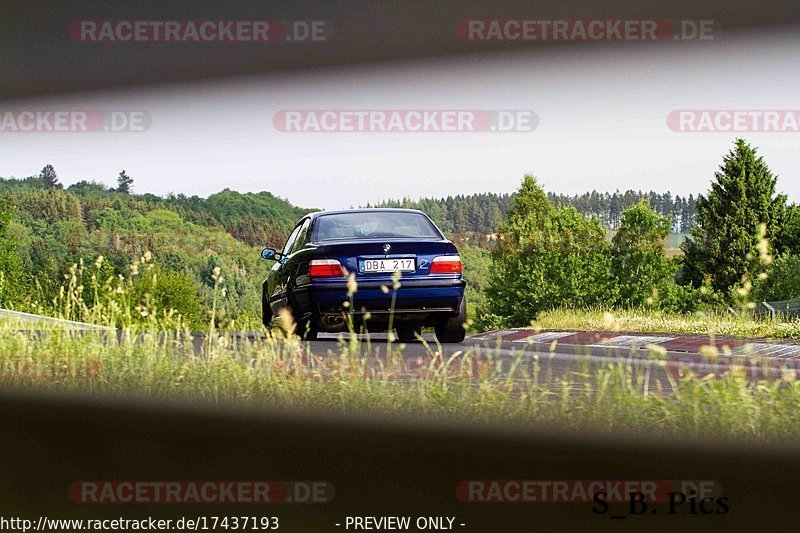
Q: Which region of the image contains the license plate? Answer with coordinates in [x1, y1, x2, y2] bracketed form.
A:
[359, 258, 415, 273]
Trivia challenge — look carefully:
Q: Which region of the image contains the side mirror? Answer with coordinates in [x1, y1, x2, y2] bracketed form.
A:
[261, 247, 284, 261]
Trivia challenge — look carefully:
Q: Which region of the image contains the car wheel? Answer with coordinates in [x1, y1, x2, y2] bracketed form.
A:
[286, 289, 316, 340]
[434, 297, 466, 343]
[298, 321, 318, 341]
[396, 324, 422, 342]
[261, 289, 272, 329]
[293, 309, 318, 341]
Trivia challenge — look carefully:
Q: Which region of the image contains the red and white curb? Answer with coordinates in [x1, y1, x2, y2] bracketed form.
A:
[470, 329, 800, 358]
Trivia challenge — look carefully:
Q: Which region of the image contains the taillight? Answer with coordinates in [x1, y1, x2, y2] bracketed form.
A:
[430, 255, 462, 274]
[309, 259, 345, 277]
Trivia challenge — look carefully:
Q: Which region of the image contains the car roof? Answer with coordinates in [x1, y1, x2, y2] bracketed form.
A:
[304, 208, 446, 241]
[307, 208, 426, 219]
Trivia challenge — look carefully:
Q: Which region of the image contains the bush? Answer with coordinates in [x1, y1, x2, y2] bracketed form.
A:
[458, 243, 491, 331]
[753, 254, 800, 302]
[131, 266, 206, 329]
[653, 271, 705, 313]
[487, 176, 615, 326]
[612, 200, 701, 312]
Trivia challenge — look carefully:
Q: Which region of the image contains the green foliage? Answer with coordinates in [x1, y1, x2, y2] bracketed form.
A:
[8, 188, 83, 224]
[780, 204, 800, 254]
[753, 254, 800, 302]
[0, 175, 46, 193]
[613, 200, 672, 255]
[6, 315, 800, 442]
[374, 193, 512, 239]
[67, 180, 110, 196]
[131, 265, 206, 328]
[612, 201, 699, 311]
[458, 243, 492, 331]
[487, 176, 615, 326]
[0, 195, 26, 306]
[682, 139, 789, 295]
[536, 307, 800, 339]
[200, 189, 313, 246]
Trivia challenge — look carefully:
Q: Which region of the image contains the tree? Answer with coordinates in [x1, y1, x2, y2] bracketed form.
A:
[487, 175, 615, 326]
[681, 139, 789, 295]
[500, 174, 555, 248]
[612, 200, 696, 310]
[778, 204, 800, 254]
[679, 197, 691, 233]
[67, 180, 109, 196]
[39, 164, 61, 189]
[116, 170, 134, 194]
[753, 254, 800, 302]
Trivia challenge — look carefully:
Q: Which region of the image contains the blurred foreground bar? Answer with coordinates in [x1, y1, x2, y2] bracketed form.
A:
[0, 389, 798, 530]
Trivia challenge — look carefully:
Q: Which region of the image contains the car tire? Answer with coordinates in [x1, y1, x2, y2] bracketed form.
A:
[396, 324, 422, 342]
[261, 289, 272, 329]
[292, 308, 318, 341]
[298, 321, 318, 341]
[434, 297, 466, 343]
[286, 288, 316, 340]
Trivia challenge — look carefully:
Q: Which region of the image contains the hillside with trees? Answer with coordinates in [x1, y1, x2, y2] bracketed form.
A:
[0, 168, 312, 328]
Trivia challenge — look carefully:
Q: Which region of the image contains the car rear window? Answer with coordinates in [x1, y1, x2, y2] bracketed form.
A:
[314, 212, 441, 241]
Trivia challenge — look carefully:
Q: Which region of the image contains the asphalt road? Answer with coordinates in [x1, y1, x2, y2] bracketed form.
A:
[302, 331, 796, 386]
[303, 333, 673, 390]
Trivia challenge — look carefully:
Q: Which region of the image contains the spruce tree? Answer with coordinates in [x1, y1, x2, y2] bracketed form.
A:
[116, 170, 134, 194]
[39, 164, 61, 189]
[681, 139, 788, 294]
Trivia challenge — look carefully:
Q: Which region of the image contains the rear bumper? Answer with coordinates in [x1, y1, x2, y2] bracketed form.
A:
[294, 276, 465, 320]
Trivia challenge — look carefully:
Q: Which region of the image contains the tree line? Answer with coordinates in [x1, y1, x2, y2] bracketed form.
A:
[373, 190, 697, 236]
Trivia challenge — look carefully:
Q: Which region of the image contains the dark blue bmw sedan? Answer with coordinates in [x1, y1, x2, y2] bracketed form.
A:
[261, 209, 466, 342]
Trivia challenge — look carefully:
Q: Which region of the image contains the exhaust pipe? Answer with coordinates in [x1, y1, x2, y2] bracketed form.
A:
[318, 313, 346, 332]
[324, 315, 344, 326]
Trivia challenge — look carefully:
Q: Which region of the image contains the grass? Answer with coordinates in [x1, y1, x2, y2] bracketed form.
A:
[2, 318, 800, 444]
[2, 255, 800, 445]
[534, 308, 800, 340]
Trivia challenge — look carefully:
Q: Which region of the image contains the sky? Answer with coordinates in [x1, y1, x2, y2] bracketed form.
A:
[1, 26, 798, 211]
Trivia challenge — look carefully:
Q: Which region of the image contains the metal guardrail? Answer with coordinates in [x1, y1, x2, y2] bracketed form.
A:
[754, 298, 800, 321]
[0, 308, 115, 330]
